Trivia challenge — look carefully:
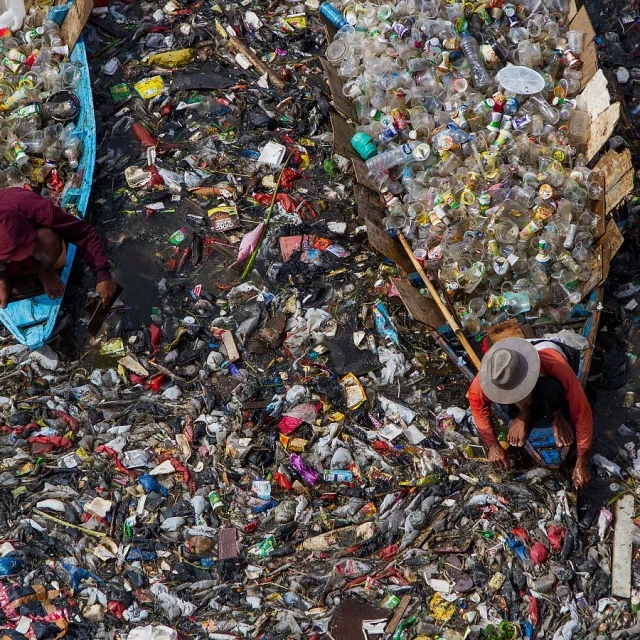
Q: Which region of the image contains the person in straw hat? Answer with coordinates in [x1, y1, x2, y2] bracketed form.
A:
[468, 337, 592, 489]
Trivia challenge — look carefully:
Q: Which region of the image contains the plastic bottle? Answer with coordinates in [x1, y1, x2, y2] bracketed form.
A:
[365, 140, 425, 174]
[460, 32, 491, 91]
[503, 290, 531, 314]
[319, 2, 347, 29]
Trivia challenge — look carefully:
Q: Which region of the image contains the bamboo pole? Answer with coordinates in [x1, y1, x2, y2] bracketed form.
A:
[228, 36, 287, 91]
[397, 232, 482, 370]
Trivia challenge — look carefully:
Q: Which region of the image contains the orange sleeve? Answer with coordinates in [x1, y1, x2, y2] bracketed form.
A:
[539, 350, 593, 458]
[467, 374, 499, 448]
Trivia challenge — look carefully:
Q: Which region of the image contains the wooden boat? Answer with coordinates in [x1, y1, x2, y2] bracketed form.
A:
[0, 1, 95, 349]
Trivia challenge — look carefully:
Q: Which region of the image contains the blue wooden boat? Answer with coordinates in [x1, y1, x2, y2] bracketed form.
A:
[0, 2, 96, 349]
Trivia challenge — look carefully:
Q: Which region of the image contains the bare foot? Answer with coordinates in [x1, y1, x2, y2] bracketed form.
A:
[38, 269, 65, 299]
[508, 416, 528, 447]
[0, 272, 10, 308]
[553, 411, 574, 448]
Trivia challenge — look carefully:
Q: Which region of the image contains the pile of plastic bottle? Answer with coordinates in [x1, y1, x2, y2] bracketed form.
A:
[322, 0, 602, 332]
[0, 5, 83, 202]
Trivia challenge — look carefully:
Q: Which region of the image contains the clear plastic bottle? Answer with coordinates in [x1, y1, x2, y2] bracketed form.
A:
[365, 140, 424, 174]
[460, 32, 491, 92]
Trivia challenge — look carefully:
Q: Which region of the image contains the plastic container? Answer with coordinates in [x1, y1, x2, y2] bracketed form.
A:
[568, 109, 590, 147]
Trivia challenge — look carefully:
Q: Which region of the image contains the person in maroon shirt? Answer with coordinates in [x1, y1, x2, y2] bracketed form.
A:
[0, 187, 116, 307]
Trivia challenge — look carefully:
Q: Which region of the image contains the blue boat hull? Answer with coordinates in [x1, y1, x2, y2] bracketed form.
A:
[0, 3, 96, 349]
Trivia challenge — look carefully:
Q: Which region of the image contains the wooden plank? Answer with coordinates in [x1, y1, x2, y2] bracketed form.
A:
[578, 287, 603, 387]
[329, 112, 380, 192]
[568, 0, 578, 22]
[384, 595, 412, 634]
[594, 149, 633, 190]
[605, 168, 634, 215]
[591, 171, 606, 241]
[365, 218, 414, 273]
[568, 6, 598, 88]
[330, 111, 357, 160]
[392, 277, 445, 330]
[61, 0, 94, 52]
[354, 183, 384, 223]
[598, 218, 625, 283]
[585, 102, 621, 164]
[221, 330, 240, 362]
[576, 70, 610, 122]
[582, 245, 603, 296]
[612, 494, 634, 599]
[485, 319, 525, 346]
[320, 16, 338, 44]
[321, 58, 357, 121]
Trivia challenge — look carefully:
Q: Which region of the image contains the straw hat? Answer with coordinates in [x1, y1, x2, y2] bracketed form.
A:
[479, 337, 540, 404]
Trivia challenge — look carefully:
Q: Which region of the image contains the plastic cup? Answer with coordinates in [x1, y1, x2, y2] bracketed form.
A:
[468, 297, 487, 318]
[587, 181, 603, 200]
[413, 248, 427, 266]
[566, 30, 585, 55]
[453, 77, 468, 93]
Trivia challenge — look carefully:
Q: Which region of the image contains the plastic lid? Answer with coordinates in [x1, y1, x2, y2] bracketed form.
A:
[495, 65, 545, 95]
[351, 132, 378, 160]
[326, 40, 348, 63]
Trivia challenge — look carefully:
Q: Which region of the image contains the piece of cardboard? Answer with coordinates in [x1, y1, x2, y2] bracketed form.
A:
[594, 148, 633, 190]
[392, 277, 444, 329]
[585, 102, 621, 164]
[605, 168, 634, 215]
[321, 58, 357, 121]
[365, 218, 414, 273]
[61, 0, 93, 52]
[569, 7, 598, 89]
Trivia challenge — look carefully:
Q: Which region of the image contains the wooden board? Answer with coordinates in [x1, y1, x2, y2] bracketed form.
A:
[594, 148, 633, 190]
[329, 112, 380, 192]
[605, 168, 634, 215]
[591, 171, 606, 241]
[576, 70, 610, 122]
[320, 16, 338, 45]
[585, 102, 621, 164]
[612, 494, 634, 599]
[392, 277, 445, 330]
[578, 287, 604, 386]
[598, 218, 625, 283]
[61, 0, 93, 52]
[321, 59, 357, 121]
[354, 183, 384, 223]
[485, 319, 527, 346]
[365, 219, 414, 273]
[569, 6, 598, 89]
[330, 111, 357, 160]
[384, 595, 412, 634]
